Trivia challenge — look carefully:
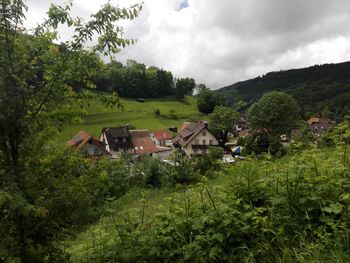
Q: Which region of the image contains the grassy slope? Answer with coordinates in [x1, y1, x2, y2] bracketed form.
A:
[68, 147, 350, 261]
[57, 92, 202, 143]
[67, 174, 232, 259]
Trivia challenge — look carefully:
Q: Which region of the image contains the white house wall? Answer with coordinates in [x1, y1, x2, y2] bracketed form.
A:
[183, 128, 219, 156]
[81, 144, 105, 156]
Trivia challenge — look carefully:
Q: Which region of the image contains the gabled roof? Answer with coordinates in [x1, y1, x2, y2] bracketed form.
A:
[67, 130, 90, 147]
[67, 130, 110, 155]
[156, 145, 173, 152]
[101, 127, 129, 137]
[101, 127, 133, 149]
[172, 121, 209, 147]
[307, 117, 335, 126]
[129, 130, 159, 154]
[152, 129, 173, 141]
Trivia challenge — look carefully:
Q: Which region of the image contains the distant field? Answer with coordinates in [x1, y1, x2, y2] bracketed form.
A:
[56, 92, 204, 142]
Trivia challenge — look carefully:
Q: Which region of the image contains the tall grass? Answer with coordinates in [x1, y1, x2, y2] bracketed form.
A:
[68, 145, 350, 262]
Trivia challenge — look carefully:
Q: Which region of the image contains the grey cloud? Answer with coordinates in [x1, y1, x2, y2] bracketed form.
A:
[25, 0, 350, 88]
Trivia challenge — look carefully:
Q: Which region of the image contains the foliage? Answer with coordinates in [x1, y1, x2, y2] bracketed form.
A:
[92, 61, 176, 98]
[70, 139, 350, 262]
[195, 147, 223, 176]
[209, 106, 239, 145]
[161, 151, 200, 187]
[247, 91, 300, 136]
[0, 0, 142, 261]
[133, 156, 165, 188]
[153, 108, 160, 117]
[216, 61, 350, 118]
[197, 85, 225, 114]
[0, 147, 130, 262]
[174, 77, 196, 100]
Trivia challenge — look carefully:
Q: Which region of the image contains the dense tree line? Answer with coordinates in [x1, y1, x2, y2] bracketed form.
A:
[91, 59, 196, 99]
[217, 61, 350, 119]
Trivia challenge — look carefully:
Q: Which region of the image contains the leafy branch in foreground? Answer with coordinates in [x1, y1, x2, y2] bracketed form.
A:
[0, 0, 142, 261]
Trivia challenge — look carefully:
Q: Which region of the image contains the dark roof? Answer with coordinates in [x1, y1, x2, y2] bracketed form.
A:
[129, 130, 159, 154]
[172, 121, 208, 147]
[102, 127, 129, 137]
[101, 127, 133, 150]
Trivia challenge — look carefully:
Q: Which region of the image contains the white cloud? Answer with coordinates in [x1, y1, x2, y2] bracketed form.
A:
[25, 0, 350, 89]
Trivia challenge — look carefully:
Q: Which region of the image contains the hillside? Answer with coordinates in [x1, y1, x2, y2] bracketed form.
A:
[216, 61, 350, 118]
[57, 91, 202, 142]
[67, 143, 350, 262]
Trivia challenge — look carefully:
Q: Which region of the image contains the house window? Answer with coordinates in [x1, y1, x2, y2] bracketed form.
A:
[194, 148, 198, 154]
[115, 148, 119, 152]
[202, 140, 206, 145]
[202, 149, 207, 154]
[123, 137, 126, 142]
[93, 149, 99, 155]
[202, 131, 206, 136]
[209, 140, 213, 145]
[194, 139, 199, 145]
[114, 138, 119, 143]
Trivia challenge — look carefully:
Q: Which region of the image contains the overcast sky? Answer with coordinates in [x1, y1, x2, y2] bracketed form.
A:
[25, 0, 350, 89]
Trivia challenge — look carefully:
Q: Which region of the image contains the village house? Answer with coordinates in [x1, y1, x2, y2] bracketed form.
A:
[100, 127, 172, 160]
[67, 130, 110, 158]
[172, 121, 219, 156]
[307, 117, 335, 136]
[129, 130, 172, 160]
[100, 127, 134, 158]
[151, 129, 173, 146]
[129, 130, 159, 157]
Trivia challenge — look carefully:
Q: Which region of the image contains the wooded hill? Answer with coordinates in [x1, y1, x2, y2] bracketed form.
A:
[216, 61, 350, 119]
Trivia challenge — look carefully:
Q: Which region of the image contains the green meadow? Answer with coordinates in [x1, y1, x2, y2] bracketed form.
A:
[57, 92, 203, 142]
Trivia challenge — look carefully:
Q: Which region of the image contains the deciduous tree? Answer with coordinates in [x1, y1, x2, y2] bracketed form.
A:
[247, 91, 300, 135]
[209, 106, 239, 145]
[0, 0, 142, 260]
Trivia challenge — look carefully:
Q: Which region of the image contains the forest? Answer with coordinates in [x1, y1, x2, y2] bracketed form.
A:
[216, 61, 350, 119]
[88, 60, 196, 99]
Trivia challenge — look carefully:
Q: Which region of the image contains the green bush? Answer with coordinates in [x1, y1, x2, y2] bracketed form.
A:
[75, 145, 350, 262]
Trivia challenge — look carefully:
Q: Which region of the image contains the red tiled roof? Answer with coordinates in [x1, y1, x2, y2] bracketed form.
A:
[67, 130, 110, 155]
[67, 130, 90, 147]
[129, 130, 159, 154]
[152, 129, 173, 141]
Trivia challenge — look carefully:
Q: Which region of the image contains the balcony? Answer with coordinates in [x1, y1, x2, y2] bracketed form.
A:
[191, 144, 208, 149]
